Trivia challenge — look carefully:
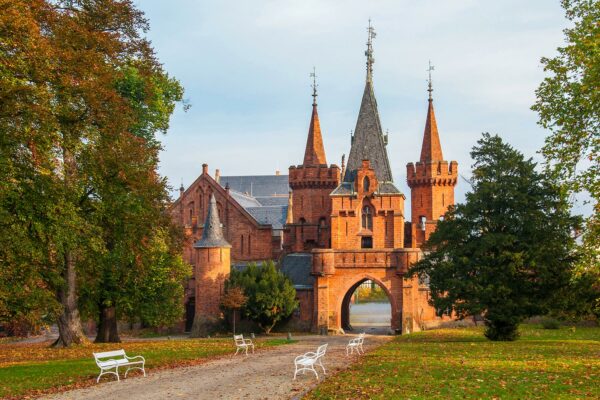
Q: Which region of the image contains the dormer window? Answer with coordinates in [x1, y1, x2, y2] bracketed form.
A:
[363, 176, 370, 192]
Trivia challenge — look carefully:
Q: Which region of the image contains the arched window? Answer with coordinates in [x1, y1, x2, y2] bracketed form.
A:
[362, 206, 373, 230]
[319, 217, 327, 228]
[363, 176, 370, 192]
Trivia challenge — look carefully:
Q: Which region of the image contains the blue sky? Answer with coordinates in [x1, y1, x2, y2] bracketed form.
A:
[136, 0, 588, 214]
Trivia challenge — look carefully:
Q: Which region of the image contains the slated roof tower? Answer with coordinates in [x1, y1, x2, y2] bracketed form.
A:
[343, 21, 393, 183]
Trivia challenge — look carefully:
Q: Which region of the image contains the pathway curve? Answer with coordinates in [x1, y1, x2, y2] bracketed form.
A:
[44, 334, 392, 400]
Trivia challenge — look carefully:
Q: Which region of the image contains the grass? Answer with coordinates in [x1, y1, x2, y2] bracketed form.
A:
[0, 337, 293, 399]
[307, 324, 600, 399]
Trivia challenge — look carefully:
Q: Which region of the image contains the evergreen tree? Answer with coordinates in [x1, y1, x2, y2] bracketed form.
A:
[409, 134, 580, 341]
[226, 262, 298, 334]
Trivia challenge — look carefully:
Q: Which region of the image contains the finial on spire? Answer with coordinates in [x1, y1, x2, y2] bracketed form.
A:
[365, 19, 376, 81]
[427, 60, 435, 101]
[310, 66, 318, 106]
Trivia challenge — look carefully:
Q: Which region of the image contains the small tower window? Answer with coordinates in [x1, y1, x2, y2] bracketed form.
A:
[363, 176, 370, 192]
[362, 206, 373, 230]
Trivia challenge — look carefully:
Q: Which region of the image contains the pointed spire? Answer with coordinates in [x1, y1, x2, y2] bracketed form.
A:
[302, 68, 327, 166]
[420, 62, 444, 163]
[285, 191, 293, 224]
[194, 194, 230, 248]
[344, 22, 393, 183]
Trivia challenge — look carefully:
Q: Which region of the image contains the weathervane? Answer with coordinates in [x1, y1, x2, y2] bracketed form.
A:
[427, 60, 435, 101]
[365, 19, 376, 81]
[310, 66, 318, 106]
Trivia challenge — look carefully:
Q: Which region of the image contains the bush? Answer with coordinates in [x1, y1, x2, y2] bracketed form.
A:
[541, 317, 561, 329]
[226, 261, 298, 334]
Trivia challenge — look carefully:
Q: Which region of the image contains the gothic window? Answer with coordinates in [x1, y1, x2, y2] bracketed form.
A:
[362, 206, 373, 230]
[241, 235, 244, 255]
[319, 217, 326, 228]
[363, 176, 370, 192]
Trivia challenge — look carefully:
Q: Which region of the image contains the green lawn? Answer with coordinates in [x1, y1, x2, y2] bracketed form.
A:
[307, 325, 600, 399]
[0, 337, 292, 399]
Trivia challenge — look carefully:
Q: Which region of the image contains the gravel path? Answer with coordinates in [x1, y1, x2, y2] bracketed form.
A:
[43, 334, 392, 400]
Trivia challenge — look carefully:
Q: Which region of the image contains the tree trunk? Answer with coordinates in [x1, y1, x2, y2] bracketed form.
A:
[53, 251, 87, 347]
[95, 304, 121, 343]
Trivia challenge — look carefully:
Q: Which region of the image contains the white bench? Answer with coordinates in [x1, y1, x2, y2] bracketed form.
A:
[293, 343, 328, 380]
[234, 334, 254, 355]
[93, 350, 145, 382]
[346, 333, 365, 356]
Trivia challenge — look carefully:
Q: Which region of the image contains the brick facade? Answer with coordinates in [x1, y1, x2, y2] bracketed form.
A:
[172, 30, 458, 335]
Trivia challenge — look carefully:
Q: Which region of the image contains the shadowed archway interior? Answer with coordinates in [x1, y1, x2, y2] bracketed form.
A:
[341, 278, 392, 333]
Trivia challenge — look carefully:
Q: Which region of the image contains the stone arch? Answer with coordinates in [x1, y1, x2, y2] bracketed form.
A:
[338, 274, 396, 332]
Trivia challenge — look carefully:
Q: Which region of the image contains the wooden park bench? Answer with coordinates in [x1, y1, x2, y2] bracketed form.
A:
[93, 349, 146, 382]
[234, 334, 255, 355]
[346, 332, 366, 356]
[293, 343, 328, 380]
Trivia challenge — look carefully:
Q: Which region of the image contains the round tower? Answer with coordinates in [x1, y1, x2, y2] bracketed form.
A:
[191, 193, 231, 337]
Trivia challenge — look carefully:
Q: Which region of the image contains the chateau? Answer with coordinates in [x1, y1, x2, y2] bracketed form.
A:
[171, 26, 458, 335]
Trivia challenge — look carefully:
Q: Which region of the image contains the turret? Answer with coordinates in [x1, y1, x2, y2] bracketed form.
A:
[191, 194, 231, 336]
[406, 63, 457, 247]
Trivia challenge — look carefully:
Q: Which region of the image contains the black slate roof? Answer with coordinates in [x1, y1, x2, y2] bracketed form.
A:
[229, 190, 262, 208]
[246, 206, 288, 230]
[255, 196, 289, 207]
[280, 253, 314, 289]
[220, 175, 290, 197]
[344, 79, 394, 183]
[194, 194, 231, 248]
[330, 181, 402, 196]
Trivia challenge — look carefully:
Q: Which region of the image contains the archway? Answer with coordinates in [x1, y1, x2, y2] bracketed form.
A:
[341, 278, 392, 334]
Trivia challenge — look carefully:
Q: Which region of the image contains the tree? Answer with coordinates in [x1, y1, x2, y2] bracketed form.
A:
[0, 0, 187, 345]
[226, 262, 298, 334]
[220, 286, 247, 335]
[408, 134, 580, 341]
[532, 0, 599, 307]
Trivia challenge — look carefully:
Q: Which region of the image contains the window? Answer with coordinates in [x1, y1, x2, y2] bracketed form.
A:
[241, 235, 244, 255]
[362, 206, 373, 230]
[319, 217, 327, 228]
[363, 176, 370, 192]
[361, 236, 373, 249]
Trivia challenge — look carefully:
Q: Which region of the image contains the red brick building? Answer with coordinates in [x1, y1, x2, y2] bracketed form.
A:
[171, 25, 457, 334]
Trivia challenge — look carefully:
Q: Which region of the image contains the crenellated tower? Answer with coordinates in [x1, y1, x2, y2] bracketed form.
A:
[406, 64, 458, 247]
[286, 69, 340, 252]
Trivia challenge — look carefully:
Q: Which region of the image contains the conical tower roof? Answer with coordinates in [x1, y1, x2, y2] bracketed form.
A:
[194, 194, 231, 248]
[419, 98, 444, 162]
[303, 103, 327, 166]
[343, 23, 393, 183]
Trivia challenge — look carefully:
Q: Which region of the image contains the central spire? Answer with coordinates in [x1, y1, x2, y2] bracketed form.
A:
[344, 21, 393, 183]
[302, 67, 327, 166]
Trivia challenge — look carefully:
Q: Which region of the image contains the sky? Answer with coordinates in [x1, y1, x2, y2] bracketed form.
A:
[135, 0, 588, 214]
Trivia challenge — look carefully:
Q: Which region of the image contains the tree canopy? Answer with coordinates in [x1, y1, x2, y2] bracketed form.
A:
[0, 0, 189, 344]
[226, 262, 298, 334]
[532, 0, 599, 308]
[409, 134, 580, 341]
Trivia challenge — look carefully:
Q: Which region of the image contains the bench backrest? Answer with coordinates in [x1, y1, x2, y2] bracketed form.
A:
[233, 335, 245, 345]
[316, 343, 328, 358]
[94, 349, 126, 360]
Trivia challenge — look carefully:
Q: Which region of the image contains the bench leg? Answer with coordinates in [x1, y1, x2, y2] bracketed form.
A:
[124, 365, 145, 378]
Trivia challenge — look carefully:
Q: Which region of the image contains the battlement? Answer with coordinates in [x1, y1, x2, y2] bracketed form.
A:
[311, 248, 421, 275]
[406, 160, 458, 187]
[289, 164, 340, 189]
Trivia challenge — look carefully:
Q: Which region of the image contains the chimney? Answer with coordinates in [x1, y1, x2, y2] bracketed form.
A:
[275, 169, 280, 176]
[202, 163, 208, 175]
[215, 169, 221, 184]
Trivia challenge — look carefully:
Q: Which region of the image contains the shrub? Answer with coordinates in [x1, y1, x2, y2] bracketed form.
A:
[541, 317, 561, 330]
